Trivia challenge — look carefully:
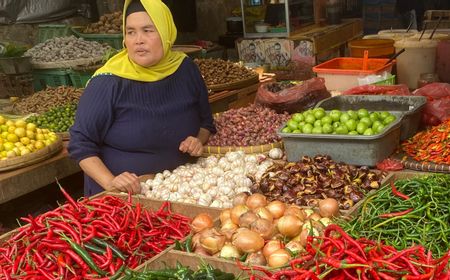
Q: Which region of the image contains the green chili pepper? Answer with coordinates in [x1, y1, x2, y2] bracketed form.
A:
[91, 237, 126, 260]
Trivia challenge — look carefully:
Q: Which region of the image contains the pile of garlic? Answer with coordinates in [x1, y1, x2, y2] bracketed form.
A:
[140, 151, 274, 208]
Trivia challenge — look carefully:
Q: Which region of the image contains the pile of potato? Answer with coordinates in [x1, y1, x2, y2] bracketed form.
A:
[82, 11, 122, 34]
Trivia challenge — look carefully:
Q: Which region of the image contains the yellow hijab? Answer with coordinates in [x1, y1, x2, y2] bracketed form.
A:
[93, 0, 186, 82]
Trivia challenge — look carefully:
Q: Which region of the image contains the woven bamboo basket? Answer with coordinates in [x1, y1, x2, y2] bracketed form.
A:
[31, 56, 103, 70]
[0, 137, 63, 172]
[208, 73, 259, 92]
[203, 141, 283, 156]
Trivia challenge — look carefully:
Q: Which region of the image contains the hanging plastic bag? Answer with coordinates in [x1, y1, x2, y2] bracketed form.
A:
[413, 83, 450, 126]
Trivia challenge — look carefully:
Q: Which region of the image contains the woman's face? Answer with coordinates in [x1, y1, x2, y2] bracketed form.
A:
[125, 11, 164, 67]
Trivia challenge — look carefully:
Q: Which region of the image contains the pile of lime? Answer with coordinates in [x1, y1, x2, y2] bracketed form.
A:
[281, 107, 398, 136]
[0, 116, 58, 159]
[26, 103, 76, 133]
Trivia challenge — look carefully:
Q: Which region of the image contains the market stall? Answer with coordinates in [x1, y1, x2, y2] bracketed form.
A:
[1, 1, 450, 279]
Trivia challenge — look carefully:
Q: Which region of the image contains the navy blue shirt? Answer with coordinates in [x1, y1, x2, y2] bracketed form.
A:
[68, 57, 216, 196]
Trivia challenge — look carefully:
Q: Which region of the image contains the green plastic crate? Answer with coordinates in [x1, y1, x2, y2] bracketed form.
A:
[37, 24, 72, 43]
[71, 27, 123, 50]
[69, 70, 94, 88]
[33, 69, 72, 91]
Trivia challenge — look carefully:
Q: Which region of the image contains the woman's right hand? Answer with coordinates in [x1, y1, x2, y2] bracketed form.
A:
[107, 172, 141, 194]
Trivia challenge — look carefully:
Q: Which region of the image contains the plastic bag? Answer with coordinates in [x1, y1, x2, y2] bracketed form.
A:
[342, 84, 411, 96]
[413, 83, 450, 126]
[255, 77, 331, 113]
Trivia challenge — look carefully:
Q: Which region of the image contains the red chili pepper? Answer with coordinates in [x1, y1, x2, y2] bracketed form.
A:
[379, 208, 414, 218]
[57, 183, 80, 211]
[390, 182, 410, 200]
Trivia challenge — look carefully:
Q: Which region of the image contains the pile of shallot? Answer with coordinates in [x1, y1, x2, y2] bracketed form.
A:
[188, 193, 341, 267]
[207, 104, 290, 146]
[140, 151, 274, 208]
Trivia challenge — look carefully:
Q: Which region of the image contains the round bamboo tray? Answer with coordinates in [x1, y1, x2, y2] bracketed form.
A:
[56, 132, 70, 141]
[203, 141, 283, 156]
[208, 73, 259, 92]
[0, 137, 63, 172]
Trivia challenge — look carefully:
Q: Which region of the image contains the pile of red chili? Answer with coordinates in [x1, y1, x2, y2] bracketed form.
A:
[0, 186, 191, 279]
[402, 119, 450, 165]
[240, 225, 450, 280]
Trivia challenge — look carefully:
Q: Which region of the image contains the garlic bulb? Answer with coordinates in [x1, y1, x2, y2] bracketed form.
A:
[162, 170, 171, 178]
[268, 148, 283, 159]
[210, 199, 223, 208]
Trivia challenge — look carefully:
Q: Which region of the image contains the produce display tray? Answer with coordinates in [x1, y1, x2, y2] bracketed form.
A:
[134, 250, 244, 276]
[278, 112, 403, 166]
[203, 141, 283, 156]
[0, 137, 63, 172]
[208, 73, 259, 92]
[315, 95, 427, 140]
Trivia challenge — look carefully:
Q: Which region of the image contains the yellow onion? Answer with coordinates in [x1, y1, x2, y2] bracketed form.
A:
[277, 215, 303, 238]
[232, 228, 265, 253]
[220, 209, 231, 224]
[285, 240, 305, 254]
[266, 200, 286, 219]
[284, 205, 306, 221]
[219, 243, 242, 259]
[233, 192, 249, 206]
[230, 205, 250, 225]
[262, 240, 283, 259]
[246, 251, 267, 266]
[319, 198, 340, 218]
[191, 213, 214, 233]
[251, 218, 276, 240]
[239, 211, 258, 228]
[246, 193, 267, 210]
[267, 249, 291, 267]
[199, 228, 226, 255]
[220, 219, 239, 241]
[254, 207, 273, 222]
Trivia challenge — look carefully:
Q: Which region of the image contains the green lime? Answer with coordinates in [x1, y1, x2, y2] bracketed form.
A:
[281, 127, 291, 133]
[329, 110, 342, 122]
[347, 110, 359, 120]
[383, 115, 396, 125]
[321, 115, 333, 125]
[332, 121, 341, 128]
[372, 120, 383, 131]
[379, 111, 390, 120]
[314, 120, 322, 127]
[356, 122, 368, 134]
[348, 131, 359, 135]
[376, 124, 386, 134]
[302, 124, 313, 134]
[363, 128, 374, 136]
[292, 129, 301, 133]
[322, 123, 333, 134]
[313, 109, 326, 120]
[305, 114, 316, 124]
[287, 120, 298, 130]
[359, 117, 373, 127]
[344, 119, 357, 132]
[357, 108, 370, 119]
[292, 113, 305, 123]
[335, 125, 348, 135]
[312, 126, 323, 134]
[369, 112, 380, 122]
[340, 113, 350, 123]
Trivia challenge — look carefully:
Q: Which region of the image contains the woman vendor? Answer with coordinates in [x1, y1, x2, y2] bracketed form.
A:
[69, 0, 216, 196]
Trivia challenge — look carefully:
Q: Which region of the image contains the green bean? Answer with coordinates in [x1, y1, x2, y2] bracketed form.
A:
[339, 174, 450, 257]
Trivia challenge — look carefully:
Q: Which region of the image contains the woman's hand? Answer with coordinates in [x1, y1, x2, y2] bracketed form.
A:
[179, 136, 203, 157]
[107, 172, 141, 194]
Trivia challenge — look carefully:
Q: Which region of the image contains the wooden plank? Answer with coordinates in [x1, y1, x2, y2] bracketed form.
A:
[0, 141, 80, 204]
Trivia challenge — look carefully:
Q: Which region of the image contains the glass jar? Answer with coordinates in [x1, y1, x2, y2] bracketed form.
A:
[418, 73, 439, 88]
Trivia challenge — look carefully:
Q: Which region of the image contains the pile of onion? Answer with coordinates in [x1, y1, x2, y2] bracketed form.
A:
[189, 193, 339, 268]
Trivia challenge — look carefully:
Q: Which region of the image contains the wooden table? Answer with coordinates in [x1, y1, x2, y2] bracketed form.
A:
[0, 141, 80, 204]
